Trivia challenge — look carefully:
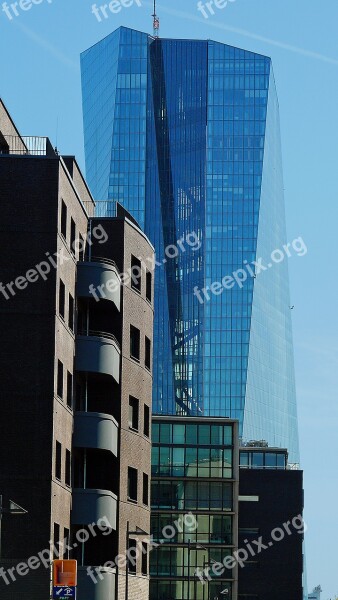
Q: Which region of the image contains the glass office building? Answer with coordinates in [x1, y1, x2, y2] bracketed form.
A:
[81, 27, 300, 464]
[151, 417, 239, 600]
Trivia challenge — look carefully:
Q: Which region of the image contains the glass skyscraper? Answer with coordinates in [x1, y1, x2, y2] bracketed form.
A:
[81, 27, 299, 464]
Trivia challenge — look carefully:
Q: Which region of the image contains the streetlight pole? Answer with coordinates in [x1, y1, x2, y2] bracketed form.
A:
[187, 539, 191, 600]
[125, 520, 129, 600]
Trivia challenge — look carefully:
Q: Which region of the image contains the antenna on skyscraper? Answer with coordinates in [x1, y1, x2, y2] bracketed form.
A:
[152, 0, 160, 37]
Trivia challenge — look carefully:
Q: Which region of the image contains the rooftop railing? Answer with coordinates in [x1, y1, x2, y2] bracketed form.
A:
[0, 135, 55, 156]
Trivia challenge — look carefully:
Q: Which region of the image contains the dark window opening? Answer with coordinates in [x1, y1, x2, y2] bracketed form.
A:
[67, 371, 73, 409]
[144, 405, 150, 438]
[63, 528, 70, 558]
[128, 467, 138, 502]
[145, 336, 151, 370]
[130, 326, 140, 361]
[131, 255, 141, 293]
[61, 201, 67, 239]
[68, 294, 74, 332]
[141, 542, 148, 576]
[65, 449, 71, 486]
[129, 396, 139, 431]
[70, 218, 76, 256]
[59, 280, 65, 319]
[128, 539, 137, 574]
[146, 271, 152, 303]
[79, 235, 84, 261]
[143, 473, 149, 506]
[57, 360, 63, 399]
[53, 523, 60, 557]
[55, 441, 62, 480]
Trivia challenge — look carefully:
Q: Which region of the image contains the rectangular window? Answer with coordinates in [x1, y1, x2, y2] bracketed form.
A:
[130, 326, 140, 361]
[129, 396, 139, 431]
[70, 218, 76, 256]
[146, 271, 152, 303]
[61, 201, 67, 239]
[141, 542, 148, 576]
[59, 280, 65, 320]
[63, 528, 70, 558]
[57, 360, 63, 399]
[144, 405, 150, 438]
[128, 539, 137, 574]
[143, 473, 149, 506]
[55, 441, 62, 480]
[65, 449, 71, 486]
[131, 255, 141, 293]
[67, 372, 73, 409]
[145, 336, 151, 370]
[79, 235, 84, 261]
[68, 294, 74, 332]
[128, 467, 138, 502]
[54, 523, 60, 557]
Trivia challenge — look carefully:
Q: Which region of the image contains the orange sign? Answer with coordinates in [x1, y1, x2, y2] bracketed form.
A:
[53, 560, 77, 587]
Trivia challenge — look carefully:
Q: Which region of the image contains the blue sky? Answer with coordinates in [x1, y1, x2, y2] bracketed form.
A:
[1, 0, 337, 596]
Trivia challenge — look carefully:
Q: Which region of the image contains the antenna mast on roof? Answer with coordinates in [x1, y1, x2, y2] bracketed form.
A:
[152, 0, 159, 37]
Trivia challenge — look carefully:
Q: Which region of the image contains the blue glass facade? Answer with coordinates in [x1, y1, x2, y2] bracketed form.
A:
[81, 27, 299, 463]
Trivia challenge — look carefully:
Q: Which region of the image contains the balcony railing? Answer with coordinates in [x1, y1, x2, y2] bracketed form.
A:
[0, 135, 55, 156]
[77, 329, 120, 348]
[88, 256, 119, 272]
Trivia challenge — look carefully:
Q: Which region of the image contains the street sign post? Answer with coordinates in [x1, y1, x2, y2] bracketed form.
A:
[52, 586, 76, 599]
[53, 560, 77, 600]
[53, 560, 77, 587]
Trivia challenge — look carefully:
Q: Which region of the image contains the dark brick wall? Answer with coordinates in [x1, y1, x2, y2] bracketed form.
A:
[0, 156, 59, 558]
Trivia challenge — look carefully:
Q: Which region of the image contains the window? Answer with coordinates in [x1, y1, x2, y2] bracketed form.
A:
[55, 442, 62, 480]
[141, 543, 148, 575]
[128, 539, 137, 574]
[131, 255, 141, 293]
[129, 396, 139, 431]
[128, 467, 138, 502]
[143, 473, 149, 506]
[54, 523, 60, 557]
[68, 294, 74, 332]
[67, 372, 73, 409]
[57, 360, 63, 399]
[146, 271, 152, 303]
[79, 235, 84, 261]
[145, 336, 151, 370]
[70, 218, 76, 255]
[130, 326, 140, 361]
[144, 405, 150, 437]
[63, 528, 70, 558]
[65, 449, 71, 486]
[59, 280, 65, 319]
[61, 201, 67, 239]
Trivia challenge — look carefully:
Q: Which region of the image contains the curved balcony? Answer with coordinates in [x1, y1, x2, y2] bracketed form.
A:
[77, 566, 115, 600]
[76, 331, 120, 383]
[73, 412, 118, 456]
[71, 488, 117, 529]
[77, 258, 121, 310]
